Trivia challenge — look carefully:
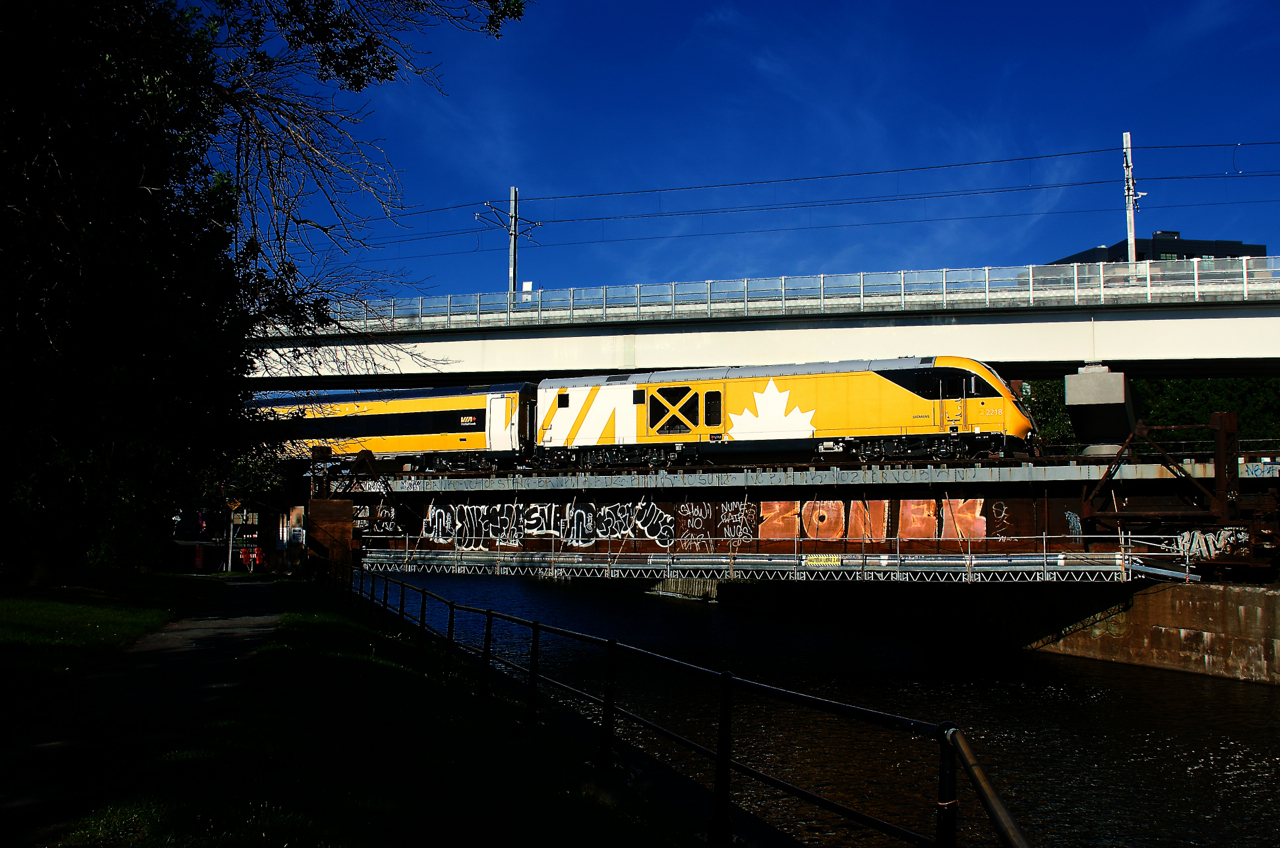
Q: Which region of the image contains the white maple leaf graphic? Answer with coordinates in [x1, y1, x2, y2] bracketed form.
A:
[728, 379, 815, 441]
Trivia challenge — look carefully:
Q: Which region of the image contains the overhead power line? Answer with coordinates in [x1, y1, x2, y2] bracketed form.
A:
[392, 140, 1280, 217]
[357, 170, 1280, 250]
[335, 196, 1280, 267]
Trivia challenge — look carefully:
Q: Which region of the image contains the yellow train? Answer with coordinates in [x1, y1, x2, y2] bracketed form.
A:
[271, 356, 1035, 469]
[536, 356, 1035, 466]
[268, 383, 535, 471]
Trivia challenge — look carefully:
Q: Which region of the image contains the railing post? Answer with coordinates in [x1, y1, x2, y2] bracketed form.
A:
[708, 671, 735, 846]
[670, 282, 676, 318]
[446, 601, 456, 672]
[819, 273, 825, 312]
[481, 609, 494, 695]
[780, 275, 786, 313]
[859, 271, 864, 311]
[984, 266, 990, 307]
[635, 284, 641, 320]
[382, 573, 389, 609]
[1193, 257, 1200, 301]
[936, 723, 958, 848]
[1146, 260, 1152, 302]
[397, 580, 405, 619]
[900, 269, 905, 309]
[446, 294, 452, 329]
[417, 586, 427, 654]
[507, 290, 512, 325]
[538, 288, 543, 322]
[1028, 264, 1034, 305]
[707, 281, 712, 317]
[525, 621, 540, 725]
[941, 268, 947, 308]
[1099, 262, 1105, 303]
[1073, 263, 1079, 305]
[1243, 257, 1249, 299]
[596, 639, 617, 769]
[602, 285, 608, 318]
[570, 288, 575, 322]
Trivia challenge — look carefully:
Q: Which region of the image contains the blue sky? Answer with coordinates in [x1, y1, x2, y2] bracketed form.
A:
[336, 0, 1280, 298]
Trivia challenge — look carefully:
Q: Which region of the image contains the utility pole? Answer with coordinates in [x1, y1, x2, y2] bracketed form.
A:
[1123, 132, 1146, 265]
[508, 186, 518, 295]
[476, 187, 540, 294]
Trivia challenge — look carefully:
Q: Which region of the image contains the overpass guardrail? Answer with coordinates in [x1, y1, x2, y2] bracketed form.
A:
[317, 255, 1280, 335]
[334, 562, 1033, 847]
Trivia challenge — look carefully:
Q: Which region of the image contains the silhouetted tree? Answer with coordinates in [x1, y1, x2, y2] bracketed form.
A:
[1, 0, 524, 574]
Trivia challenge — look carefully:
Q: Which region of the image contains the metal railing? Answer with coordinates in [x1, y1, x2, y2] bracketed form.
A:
[357, 532, 1202, 584]
[334, 561, 1032, 847]
[314, 255, 1280, 335]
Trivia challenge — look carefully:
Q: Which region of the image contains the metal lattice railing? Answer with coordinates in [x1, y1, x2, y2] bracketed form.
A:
[309, 255, 1280, 335]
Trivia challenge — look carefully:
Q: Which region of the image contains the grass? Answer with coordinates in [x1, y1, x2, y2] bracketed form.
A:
[21, 579, 694, 848]
[0, 573, 225, 682]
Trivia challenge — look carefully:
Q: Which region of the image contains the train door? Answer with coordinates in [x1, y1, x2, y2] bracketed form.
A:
[488, 395, 514, 451]
[939, 371, 967, 433]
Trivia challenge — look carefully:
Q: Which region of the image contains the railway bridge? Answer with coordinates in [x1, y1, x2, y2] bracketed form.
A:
[256, 255, 1280, 388]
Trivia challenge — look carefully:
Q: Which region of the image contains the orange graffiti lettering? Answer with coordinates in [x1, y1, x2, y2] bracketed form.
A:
[848, 501, 889, 541]
[941, 499, 986, 540]
[759, 501, 800, 539]
[898, 500, 938, 539]
[801, 501, 846, 539]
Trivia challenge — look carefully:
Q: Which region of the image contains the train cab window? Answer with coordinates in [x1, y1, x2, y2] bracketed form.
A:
[966, 375, 1001, 398]
[557, 393, 569, 408]
[883, 367, 1003, 401]
[940, 376, 967, 400]
[705, 391, 722, 427]
[913, 373, 942, 400]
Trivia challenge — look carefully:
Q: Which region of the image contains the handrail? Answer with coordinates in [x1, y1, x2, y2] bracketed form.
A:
[341, 564, 1033, 846]
[288, 255, 1280, 339]
[947, 727, 1032, 848]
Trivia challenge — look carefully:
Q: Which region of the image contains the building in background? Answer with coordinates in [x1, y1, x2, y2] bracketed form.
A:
[1050, 231, 1266, 265]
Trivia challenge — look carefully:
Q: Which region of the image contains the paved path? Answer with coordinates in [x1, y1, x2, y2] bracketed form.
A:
[1, 577, 281, 838]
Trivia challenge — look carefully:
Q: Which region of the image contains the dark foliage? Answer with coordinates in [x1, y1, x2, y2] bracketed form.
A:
[1, 2, 262, 569]
[1132, 377, 1280, 442]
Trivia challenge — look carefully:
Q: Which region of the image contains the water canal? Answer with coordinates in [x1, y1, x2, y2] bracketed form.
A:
[377, 573, 1279, 847]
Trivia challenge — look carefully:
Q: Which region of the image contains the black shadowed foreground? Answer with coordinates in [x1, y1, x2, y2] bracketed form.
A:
[2, 575, 698, 848]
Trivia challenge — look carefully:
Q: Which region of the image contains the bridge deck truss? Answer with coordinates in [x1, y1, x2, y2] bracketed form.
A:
[362, 549, 1194, 583]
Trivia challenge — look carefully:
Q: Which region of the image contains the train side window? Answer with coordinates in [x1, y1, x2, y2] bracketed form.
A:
[705, 391, 722, 427]
[678, 393, 699, 427]
[557, 393, 569, 408]
[648, 395, 666, 429]
[633, 389, 645, 405]
[651, 386, 695, 434]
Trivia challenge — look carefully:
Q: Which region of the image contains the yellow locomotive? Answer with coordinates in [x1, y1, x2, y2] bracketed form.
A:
[269, 356, 1034, 469]
[536, 356, 1035, 466]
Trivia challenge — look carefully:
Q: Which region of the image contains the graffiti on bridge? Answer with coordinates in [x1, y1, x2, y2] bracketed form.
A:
[420, 501, 676, 551]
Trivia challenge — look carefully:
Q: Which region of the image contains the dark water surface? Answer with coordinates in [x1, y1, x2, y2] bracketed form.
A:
[374, 573, 1279, 847]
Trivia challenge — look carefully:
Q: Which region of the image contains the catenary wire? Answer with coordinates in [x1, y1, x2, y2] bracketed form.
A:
[332, 197, 1280, 267]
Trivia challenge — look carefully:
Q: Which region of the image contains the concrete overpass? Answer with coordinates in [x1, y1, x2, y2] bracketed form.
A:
[254, 256, 1280, 388]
